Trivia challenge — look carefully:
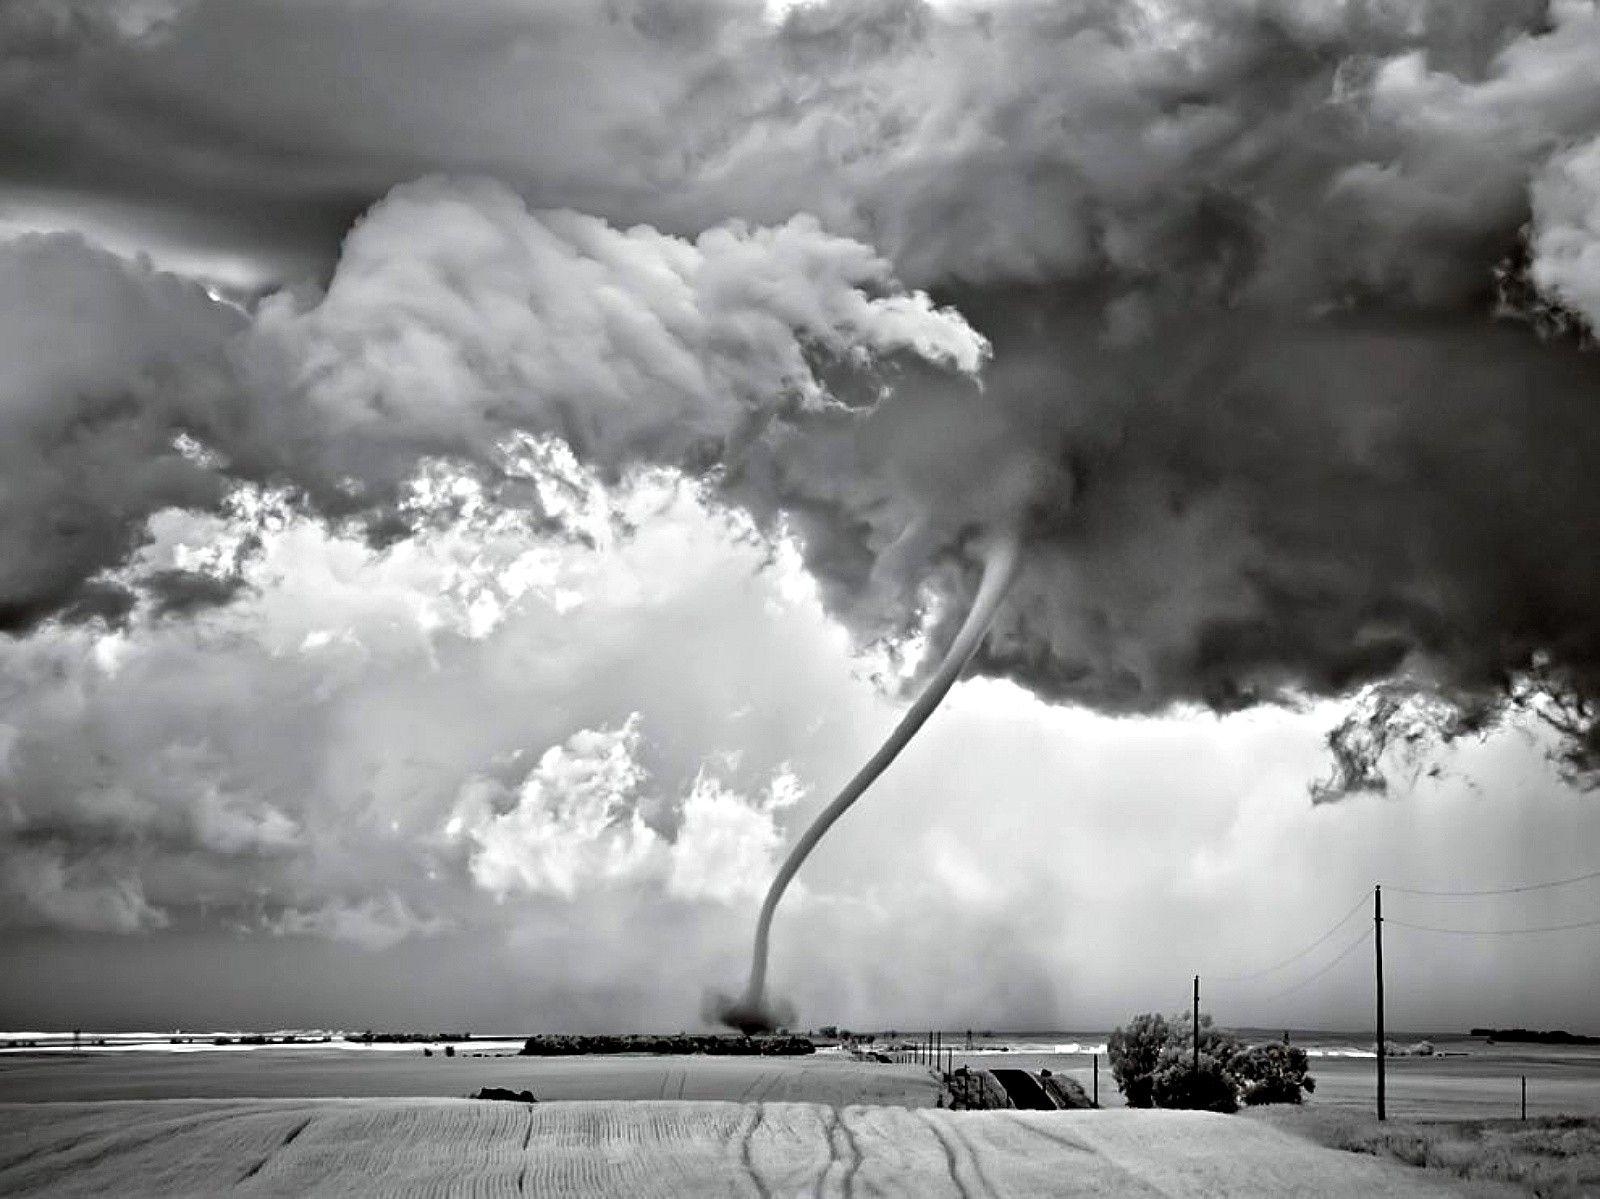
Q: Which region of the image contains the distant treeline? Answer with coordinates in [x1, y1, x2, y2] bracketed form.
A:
[345, 1032, 478, 1044]
[215, 1034, 332, 1046]
[1471, 1028, 1600, 1045]
[519, 1034, 815, 1056]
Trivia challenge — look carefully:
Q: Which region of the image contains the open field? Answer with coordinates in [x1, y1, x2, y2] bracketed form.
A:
[4, 1040, 1595, 1194]
[0, 1098, 1514, 1197]
[0, 1047, 942, 1106]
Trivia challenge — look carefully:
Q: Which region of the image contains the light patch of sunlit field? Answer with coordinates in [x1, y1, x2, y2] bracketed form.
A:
[1, 1098, 1496, 1197]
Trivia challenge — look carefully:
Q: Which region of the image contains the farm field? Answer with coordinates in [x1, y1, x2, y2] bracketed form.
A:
[0, 1048, 940, 1106]
[0, 1098, 1510, 1197]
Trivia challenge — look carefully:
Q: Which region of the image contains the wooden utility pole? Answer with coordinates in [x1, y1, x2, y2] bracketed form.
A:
[1192, 975, 1201, 1078]
[1092, 1053, 1099, 1107]
[1375, 884, 1386, 1122]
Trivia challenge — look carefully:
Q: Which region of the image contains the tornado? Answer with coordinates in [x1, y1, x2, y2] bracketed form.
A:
[717, 533, 1022, 1034]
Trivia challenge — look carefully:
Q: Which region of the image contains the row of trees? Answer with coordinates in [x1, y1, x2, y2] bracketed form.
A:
[1107, 1013, 1315, 1113]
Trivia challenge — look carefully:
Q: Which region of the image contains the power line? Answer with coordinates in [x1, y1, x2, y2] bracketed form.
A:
[1387, 915, 1600, 936]
[1254, 926, 1373, 1002]
[1386, 866, 1600, 898]
[1209, 890, 1370, 982]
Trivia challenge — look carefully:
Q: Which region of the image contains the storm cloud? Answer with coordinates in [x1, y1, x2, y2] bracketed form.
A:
[3, 0, 1600, 1025]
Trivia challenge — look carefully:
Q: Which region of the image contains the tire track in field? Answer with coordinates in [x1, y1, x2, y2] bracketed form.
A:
[943, 1116, 1005, 1199]
[823, 1107, 862, 1199]
[737, 1104, 771, 1199]
[916, 1113, 975, 1199]
[237, 1115, 312, 1184]
[1014, 1119, 1093, 1155]
[757, 1069, 787, 1103]
[6, 1106, 267, 1193]
[812, 1109, 837, 1199]
[735, 1070, 772, 1103]
[516, 1106, 534, 1194]
[0, 1130, 92, 1176]
[837, 1110, 863, 1199]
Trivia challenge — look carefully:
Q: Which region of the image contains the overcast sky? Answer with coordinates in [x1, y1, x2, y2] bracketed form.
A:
[2, 0, 1600, 1035]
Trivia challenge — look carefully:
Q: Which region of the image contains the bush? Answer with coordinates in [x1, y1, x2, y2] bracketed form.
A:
[1151, 1050, 1240, 1113]
[1108, 1013, 1170, 1108]
[1150, 1016, 1245, 1113]
[1109, 1013, 1313, 1112]
[1038, 1071, 1094, 1110]
[1231, 1042, 1315, 1106]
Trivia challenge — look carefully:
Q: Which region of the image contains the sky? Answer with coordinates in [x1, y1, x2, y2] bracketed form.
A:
[2, 0, 1600, 1035]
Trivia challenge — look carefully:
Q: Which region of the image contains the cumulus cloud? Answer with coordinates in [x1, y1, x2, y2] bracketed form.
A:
[5, 0, 1600, 1027]
[0, 447, 1594, 1032]
[449, 719, 661, 900]
[0, 234, 242, 630]
[1530, 132, 1600, 329]
[668, 768, 802, 903]
[0, 466, 811, 957]
[0, 845, 169, 934]
[6, 5, 1600, 773]
[237, 176, 986, 509]
[448, 716, 801, 903]
[0, 171, 988, 625]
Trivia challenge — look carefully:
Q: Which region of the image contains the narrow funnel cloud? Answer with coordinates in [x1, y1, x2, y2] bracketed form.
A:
[717, 533, 1022, 1034]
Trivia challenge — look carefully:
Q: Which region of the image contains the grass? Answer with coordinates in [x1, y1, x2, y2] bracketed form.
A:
[1252, 1107, 1600, 1197]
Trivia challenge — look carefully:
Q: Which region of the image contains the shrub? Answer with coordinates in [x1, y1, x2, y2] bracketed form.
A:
[1108, 1012, 1170, 1108]
[1109, 1013, 1313, 1111]
[1150, 1016, 1245, 1113]
[1231, 1042, 1316, 1106]
[1151, 1050, 1240, 1112]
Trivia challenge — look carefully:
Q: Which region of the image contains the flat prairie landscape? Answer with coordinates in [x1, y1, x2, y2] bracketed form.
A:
[0, 1044, 943, 1106]
[4, 1040, 1598, 1194]
[0, 1097, 1511, 1198]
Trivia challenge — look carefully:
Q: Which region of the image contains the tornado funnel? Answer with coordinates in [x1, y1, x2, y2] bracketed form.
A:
[720, 534, 1021, 1032]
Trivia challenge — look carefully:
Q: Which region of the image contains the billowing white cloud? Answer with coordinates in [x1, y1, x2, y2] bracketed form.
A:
[1530, 133, 1600, 328]
[0, 457, 1595, 1031]
[448, 717, 802, 904]
[449, 718, 661, 899]
[668, 768, 802, 903]
[238, 176, 987, 505]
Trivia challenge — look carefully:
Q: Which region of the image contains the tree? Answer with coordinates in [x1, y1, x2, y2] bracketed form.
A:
[1107, 1013, 1170, 1108]
[1149, 1016, 1244, 1113]
[1109, 1012, 1312, 1112]
[1231, 1042, 1316, 1106]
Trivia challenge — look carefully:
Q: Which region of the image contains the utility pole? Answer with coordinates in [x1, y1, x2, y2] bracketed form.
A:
[1092, 1053, 1099, 1107]
[1375, 884, 1386, 1122]
[1192, 975, 1201, 1078]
